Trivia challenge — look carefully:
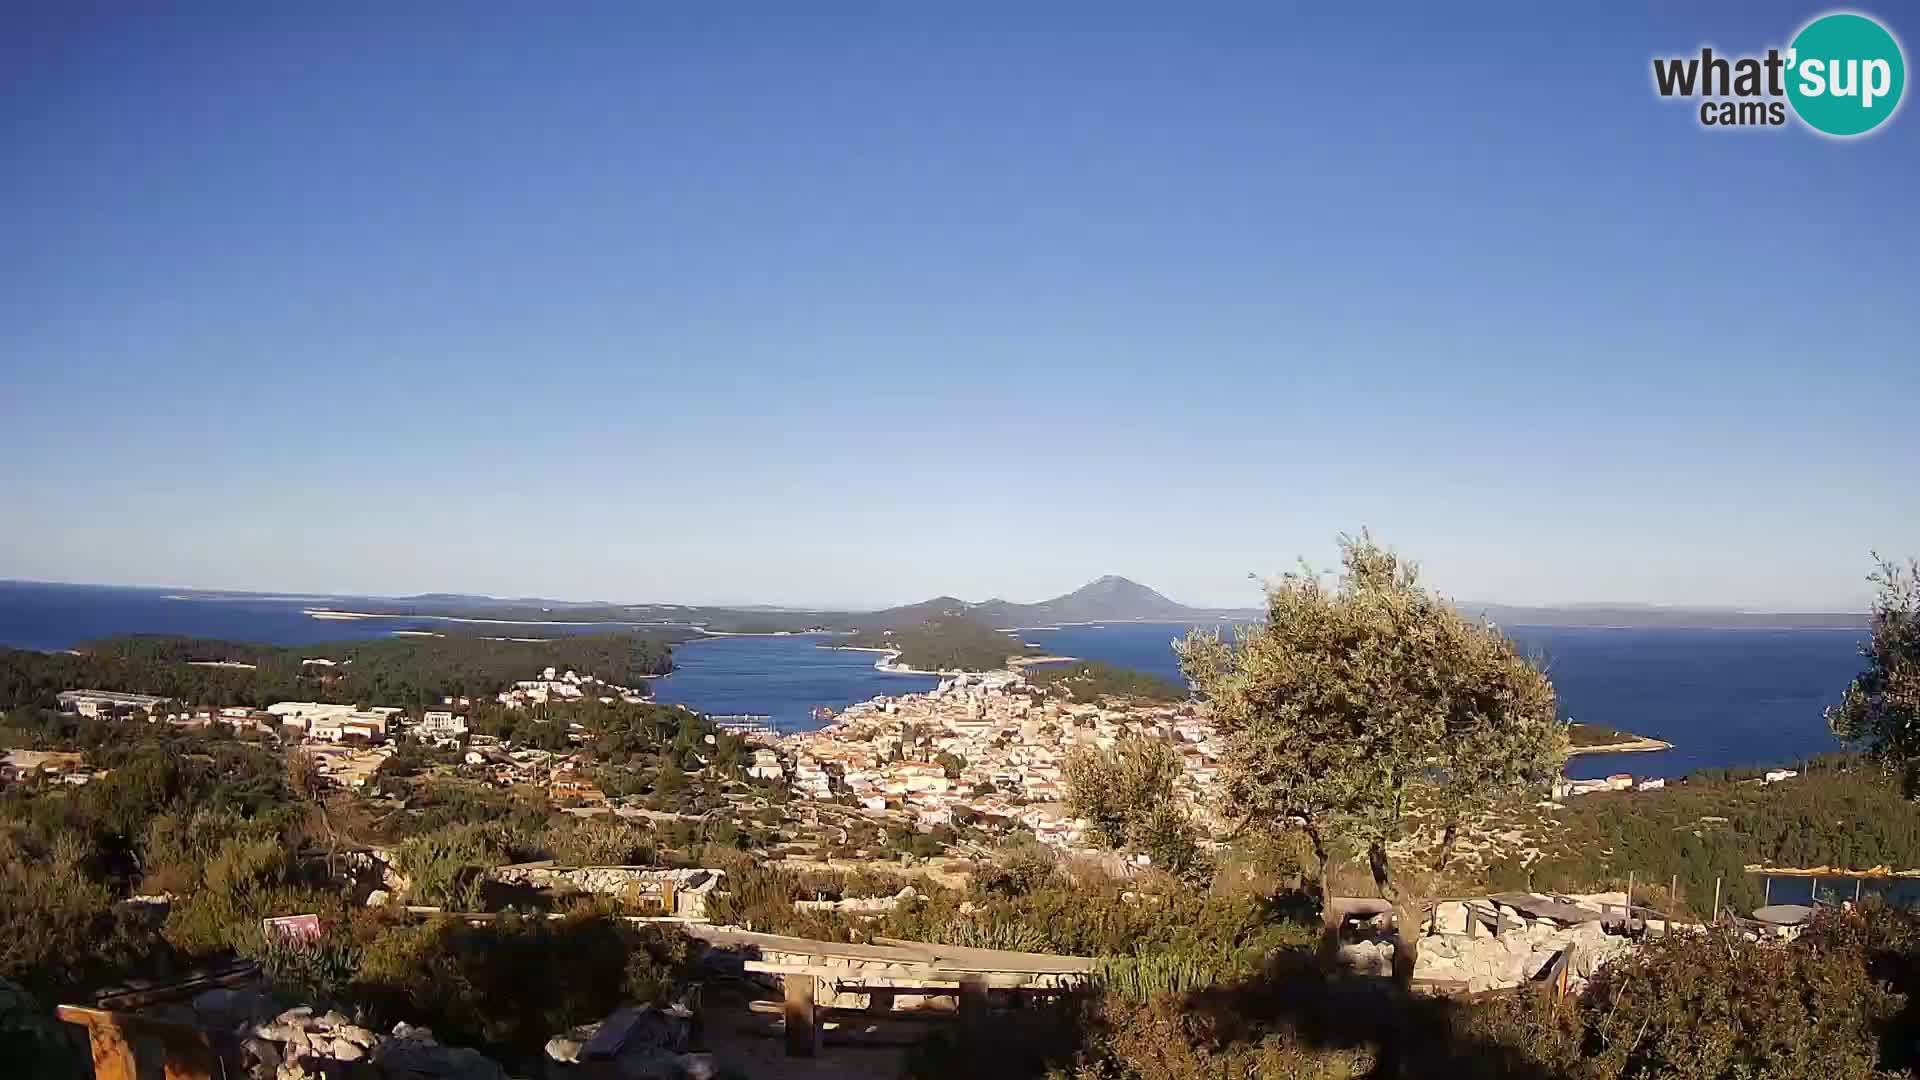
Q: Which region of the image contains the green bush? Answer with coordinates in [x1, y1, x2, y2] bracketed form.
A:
[351, 908, 692, 1063]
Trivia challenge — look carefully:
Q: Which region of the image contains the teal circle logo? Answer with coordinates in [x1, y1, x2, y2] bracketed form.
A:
[1787, 13, 1906, 136]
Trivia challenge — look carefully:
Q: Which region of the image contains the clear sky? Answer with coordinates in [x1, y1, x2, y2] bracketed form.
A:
[3, 4, 1914, 611]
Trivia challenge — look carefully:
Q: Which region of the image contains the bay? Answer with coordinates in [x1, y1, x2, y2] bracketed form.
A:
[0, 583, 1870, 778]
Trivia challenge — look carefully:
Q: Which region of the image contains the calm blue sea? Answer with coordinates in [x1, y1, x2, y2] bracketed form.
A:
[0, 581, 664, 650]
[650, 636, 938, 732]
[1021, 622, 1866, 781]
[0, 583, 1868, 777]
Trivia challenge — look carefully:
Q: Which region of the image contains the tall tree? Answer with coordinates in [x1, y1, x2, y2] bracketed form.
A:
[1829, 555, 1920, 793]
[1179, 534, 1565, 982]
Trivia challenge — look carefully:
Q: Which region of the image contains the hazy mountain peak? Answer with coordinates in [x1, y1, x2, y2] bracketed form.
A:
[1070, 575, 1172, 600]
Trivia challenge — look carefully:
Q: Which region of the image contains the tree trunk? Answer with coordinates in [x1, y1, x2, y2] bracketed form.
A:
[1435, 820, 1460, 876]
[1368, 841, 1421, 988]
[1307, 826, 1342, 970]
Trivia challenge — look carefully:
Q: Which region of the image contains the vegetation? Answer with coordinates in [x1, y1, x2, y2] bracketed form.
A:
[1029, 661, 1185, 703]
[0, 630, 680, 712]
[1566, 722, 1642, 748]
[351, 906, 691, 1062]
[1480, 753, 1920, 917]
[1179, 534, 1566, 980]
[1064, 737, 1207, 883]
[832, 615, 1020, 672]
[1829, 554, 1920, 793]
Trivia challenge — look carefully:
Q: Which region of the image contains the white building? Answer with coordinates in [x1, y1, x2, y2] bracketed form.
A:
[268, 702, 358, 725]
[418, 710, 468, 743]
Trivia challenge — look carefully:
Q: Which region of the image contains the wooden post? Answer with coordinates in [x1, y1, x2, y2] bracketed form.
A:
[958, 975, 989, 1036]
[1626, 871, 1635, 930]
[783, 975, 819, 1058]
[58, 1005, 228, 1080]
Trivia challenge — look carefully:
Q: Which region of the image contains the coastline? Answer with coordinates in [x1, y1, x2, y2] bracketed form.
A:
[303, 608, 668, 628]
[1567, 736, 1674, 756]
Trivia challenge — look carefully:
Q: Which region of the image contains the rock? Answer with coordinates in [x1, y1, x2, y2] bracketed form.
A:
[373, 1038, 508, 1079]
[253, 1022, 301, 1043]
[392, 1021, 435, 1041]
[242, 1037, 282, 1070]
[545, 1035, 586, 1063]
[334, 1024, 377, 1048]
[366, 889, 391, 907]
[321, 1009, 351, 1029]
[277, 1006, 315, 1024]
[1525, 949, 1559, 980]
[329, 1038, 365, 1061]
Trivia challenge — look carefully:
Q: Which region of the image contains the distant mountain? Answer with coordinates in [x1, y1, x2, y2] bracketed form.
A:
[836, 576, 1245, 632]
[280, 582, 1866, 634]
[971, 575, 1234, 625]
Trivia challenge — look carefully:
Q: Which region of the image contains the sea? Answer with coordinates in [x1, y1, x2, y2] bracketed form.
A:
[0, 581, 1868, 781]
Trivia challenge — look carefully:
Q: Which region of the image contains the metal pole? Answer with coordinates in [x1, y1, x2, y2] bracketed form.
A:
[1765, 877, 1772, 905]
[1627, 870, 1635, 930]
[1857, 878, 1864, 904]
[1713, 877, 1722, 922]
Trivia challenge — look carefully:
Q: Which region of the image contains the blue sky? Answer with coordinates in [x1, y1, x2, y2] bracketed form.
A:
[3, 4, 1914, 610]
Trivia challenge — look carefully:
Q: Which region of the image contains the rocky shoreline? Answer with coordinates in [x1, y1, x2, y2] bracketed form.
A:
[1567, 735, 1673, 756]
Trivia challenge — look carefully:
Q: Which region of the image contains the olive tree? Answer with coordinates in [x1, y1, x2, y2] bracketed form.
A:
[1179, 534, 1565, 981]
[1064, 736, 1207, 883]
[1829, 554, 1920, 793]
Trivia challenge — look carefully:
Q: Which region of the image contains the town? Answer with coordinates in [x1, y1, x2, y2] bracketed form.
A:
[12, 664, 1729, 871]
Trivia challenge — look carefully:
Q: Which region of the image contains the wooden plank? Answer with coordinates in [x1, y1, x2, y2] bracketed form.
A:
[58, 1005, 230, 1080]
[91, 962, 260, 1011]
[870, 937, 1099, 975]
[749, 999, 958, 1023]
[1488, 893, 1605, 925]
[744, 961, 1082, 990]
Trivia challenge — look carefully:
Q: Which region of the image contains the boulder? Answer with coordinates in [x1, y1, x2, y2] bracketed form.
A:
[546, 1034, 587, 1064]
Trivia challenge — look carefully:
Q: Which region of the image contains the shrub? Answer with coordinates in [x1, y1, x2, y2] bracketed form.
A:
[391, 823, 515, 910]
[351, 908, 692, 1064]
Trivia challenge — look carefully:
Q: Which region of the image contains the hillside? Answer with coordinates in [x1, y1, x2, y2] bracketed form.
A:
[971, 574, 1232, 625]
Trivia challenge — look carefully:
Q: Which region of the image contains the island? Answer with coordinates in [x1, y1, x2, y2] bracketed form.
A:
[1567, 721, 1673, 755]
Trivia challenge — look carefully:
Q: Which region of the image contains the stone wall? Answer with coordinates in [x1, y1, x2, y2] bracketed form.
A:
[486, 865, 722, 919]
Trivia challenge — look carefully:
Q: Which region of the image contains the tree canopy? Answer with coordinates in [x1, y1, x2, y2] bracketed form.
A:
[1063, 735, 1205, 881]
[1828, 554, 1920, 793]
[1179, 533, 1566, 977]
